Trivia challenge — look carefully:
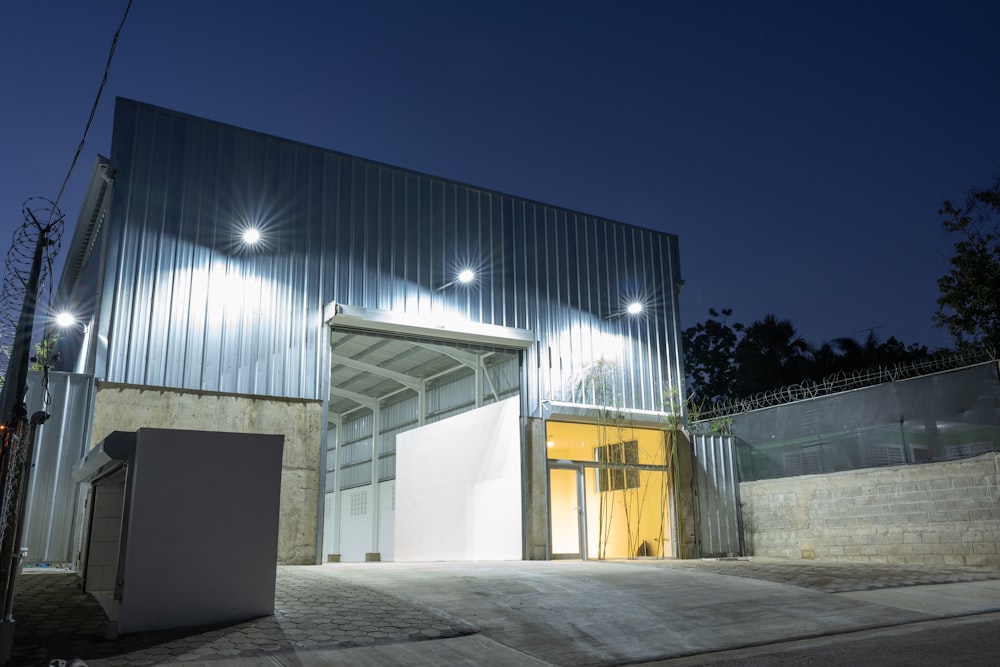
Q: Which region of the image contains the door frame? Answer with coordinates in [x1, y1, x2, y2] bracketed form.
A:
[547, 462, 588, 559]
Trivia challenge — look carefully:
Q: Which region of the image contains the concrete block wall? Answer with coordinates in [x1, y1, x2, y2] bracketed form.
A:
[740, 453, 1000, 569]
[90, 382, 323, 564]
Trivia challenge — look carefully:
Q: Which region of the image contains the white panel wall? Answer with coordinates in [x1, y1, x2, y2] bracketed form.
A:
[337, 486, 373, 561]
[378, 481, 395, 561]
[322, 493, 337, 559]
[395, 396, 522, 561]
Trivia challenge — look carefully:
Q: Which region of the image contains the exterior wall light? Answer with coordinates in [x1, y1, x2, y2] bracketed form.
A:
[437, 269, 476, 290]
[242, 228, 261, 245]
[55, 312, 77, 328]
[604, 301, 645, 319]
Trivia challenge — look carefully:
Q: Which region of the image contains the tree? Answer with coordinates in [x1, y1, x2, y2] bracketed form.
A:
[934, 177, 1000, 351]
[681, 308, 743, 405]
[734, 314, 811, 396]
[684, 311, 936, 406]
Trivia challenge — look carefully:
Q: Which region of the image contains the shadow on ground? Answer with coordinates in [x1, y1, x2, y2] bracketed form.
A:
[11, 567, 475, 667]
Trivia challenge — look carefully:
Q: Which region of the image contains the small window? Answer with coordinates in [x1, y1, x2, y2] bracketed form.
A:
[595, 440, 640, 492]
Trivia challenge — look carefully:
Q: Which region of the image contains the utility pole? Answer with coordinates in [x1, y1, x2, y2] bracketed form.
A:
[0, 210, 59, 663]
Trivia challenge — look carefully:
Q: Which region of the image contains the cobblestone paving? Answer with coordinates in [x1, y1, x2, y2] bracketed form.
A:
[11, 566, 475, 667]
[646, 557, 1000, 593]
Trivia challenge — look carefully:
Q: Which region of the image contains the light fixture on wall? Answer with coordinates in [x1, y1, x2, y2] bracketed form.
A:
[437, 268, 476, 290]
[242, 228, 262, 245]
[55, 311, 92, 335]
[55, 310, 93, 340]
[605, 301, 645, 319]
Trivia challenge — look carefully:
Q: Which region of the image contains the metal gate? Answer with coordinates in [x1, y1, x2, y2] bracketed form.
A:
[691, 433, 744, 557]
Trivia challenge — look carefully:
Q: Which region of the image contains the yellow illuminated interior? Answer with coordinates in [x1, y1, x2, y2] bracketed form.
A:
[547, 421, 671, 559]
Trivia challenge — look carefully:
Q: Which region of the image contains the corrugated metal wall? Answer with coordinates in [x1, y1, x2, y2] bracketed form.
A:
[691, 433, 744, 557]
[68, 99, 683, 417]
[23, 371, 94, 563]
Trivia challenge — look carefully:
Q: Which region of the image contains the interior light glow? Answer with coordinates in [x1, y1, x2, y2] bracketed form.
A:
[242, 228, 261, 245]
[55, 312, 77, 328]
[457, 269, 475, 284]
[626, 302, 643, 315]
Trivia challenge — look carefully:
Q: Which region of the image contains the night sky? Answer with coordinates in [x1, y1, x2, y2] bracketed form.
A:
[3, 1, 999, 350]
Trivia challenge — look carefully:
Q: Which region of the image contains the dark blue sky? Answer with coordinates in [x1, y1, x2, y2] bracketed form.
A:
[3, 1, 999, 350]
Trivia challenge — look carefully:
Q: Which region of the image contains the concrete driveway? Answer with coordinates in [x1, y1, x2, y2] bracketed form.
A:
[14, 558, 1000, 666]
[318, 559, 1000, 666]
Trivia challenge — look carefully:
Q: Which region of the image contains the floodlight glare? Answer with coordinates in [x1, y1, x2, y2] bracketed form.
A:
[55, 312, 77, 328]
[437, 268, 477, 290]
[242, 228, 261, 245]
[626, 302, 643, 315]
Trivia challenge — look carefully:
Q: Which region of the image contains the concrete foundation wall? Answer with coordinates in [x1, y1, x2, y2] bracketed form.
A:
[673, 431, 698, 559]
[524, 418, 549, 560]
[740, 453, 1000, 569]
[91, 382, 323, 564]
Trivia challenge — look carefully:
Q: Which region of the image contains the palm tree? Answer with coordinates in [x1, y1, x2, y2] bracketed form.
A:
[734, 314, 811, 396]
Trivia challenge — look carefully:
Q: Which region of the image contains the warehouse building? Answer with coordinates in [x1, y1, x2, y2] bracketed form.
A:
[52, 98, 689, 565]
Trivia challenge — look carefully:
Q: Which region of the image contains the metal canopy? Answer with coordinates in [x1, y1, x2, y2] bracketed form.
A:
[325, 302, 532, 417]
[328, 328, 513, 416]
[324, 302, 535, 349]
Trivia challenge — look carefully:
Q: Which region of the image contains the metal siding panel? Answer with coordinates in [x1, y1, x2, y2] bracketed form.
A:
[378, 454, 395, 481]
[381, 393, 419, 432]
[693, 433, 744, 557]
[426, 370, 476, 420]
[340, 462, 371, 489]
[96, 100, 684, 413]
[23, 372, 93, 563]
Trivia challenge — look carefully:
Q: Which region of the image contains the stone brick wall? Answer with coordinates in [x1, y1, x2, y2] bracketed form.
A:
[740, 453, 1000, 569]
[91, 382, 323, 565]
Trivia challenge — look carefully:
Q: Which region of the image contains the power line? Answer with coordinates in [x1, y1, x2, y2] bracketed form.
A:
[48, 0, 134, 224]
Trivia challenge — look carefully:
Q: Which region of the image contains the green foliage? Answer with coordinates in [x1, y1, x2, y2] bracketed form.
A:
[733, 314, 811, 397]
[29, 335, 60, 371]
[810, 334, 931, 379]
[933, 177, 1000, 350]
[683, 309, 937, 408]
[681, 308, 743, 405]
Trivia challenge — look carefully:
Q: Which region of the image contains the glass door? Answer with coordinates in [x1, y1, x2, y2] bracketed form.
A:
[549, 466, 586, 559]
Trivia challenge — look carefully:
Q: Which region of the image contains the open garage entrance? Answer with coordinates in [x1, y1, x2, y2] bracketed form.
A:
[322, 304, 531, 562]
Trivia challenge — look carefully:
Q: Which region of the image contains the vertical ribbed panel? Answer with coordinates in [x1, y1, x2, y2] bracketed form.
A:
[23, 371, 94, 563]
[692, 433, 745, 557]
[338, 411, 373, 489]
[89, 99, 684, 412]
[426, 370, 476, 423]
